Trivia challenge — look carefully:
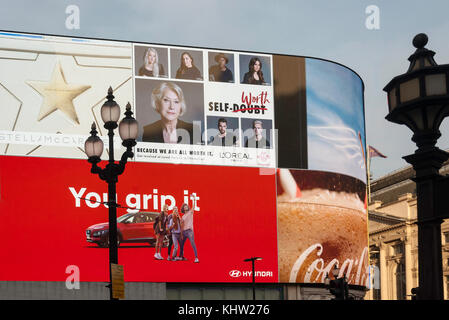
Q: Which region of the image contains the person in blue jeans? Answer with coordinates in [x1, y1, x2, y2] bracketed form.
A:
[179, 203, 199, 263]
[168, 206, 183, 261]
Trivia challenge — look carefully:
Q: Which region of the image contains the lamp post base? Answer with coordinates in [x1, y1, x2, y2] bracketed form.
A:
[403, 146, 448, 300]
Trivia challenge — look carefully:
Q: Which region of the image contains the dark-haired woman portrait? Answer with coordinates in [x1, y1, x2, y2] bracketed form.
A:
[242, 57, 265, 85]
[175, 52, 202, 80]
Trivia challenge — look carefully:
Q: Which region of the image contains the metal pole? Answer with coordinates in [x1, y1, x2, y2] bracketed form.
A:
[415, 178, 444, 300]
[367, 151, 372, 203]
[107, 127, 118, 301]
[252, 259, 256, 300]
[404, 149, 447, 300]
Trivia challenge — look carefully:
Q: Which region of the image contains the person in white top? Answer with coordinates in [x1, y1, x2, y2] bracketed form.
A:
[179, 203, 199, 263]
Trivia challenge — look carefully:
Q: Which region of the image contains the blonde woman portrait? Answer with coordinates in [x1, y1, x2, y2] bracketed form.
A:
[138, 47, 165, 77]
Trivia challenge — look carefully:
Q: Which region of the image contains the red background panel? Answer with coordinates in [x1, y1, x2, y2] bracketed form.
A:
[0, 156, 278, 282]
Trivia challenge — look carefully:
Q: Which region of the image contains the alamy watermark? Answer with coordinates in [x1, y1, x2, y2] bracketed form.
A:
[65, 5, 80, 30]
[365, 5, 380, 30]
[65, 265, 80, 290]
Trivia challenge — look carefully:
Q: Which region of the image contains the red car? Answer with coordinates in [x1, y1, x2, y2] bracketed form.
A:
[85, 211, 166, 247]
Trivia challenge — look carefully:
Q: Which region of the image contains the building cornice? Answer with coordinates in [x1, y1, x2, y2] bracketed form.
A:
[369, 211, 406, 224]
[371, 166, 415, 192]
[371, 151, 449, 192]
[370, 222, 408, 236]
[370, 179, 415, 200]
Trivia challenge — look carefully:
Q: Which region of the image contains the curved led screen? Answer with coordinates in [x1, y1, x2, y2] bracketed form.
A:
[0, 31, 368, 286]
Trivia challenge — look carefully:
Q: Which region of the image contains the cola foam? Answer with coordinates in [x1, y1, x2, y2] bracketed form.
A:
[277, 189, 369, 285]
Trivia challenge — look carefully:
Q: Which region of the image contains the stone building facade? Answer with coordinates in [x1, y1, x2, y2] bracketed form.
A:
[366, 164, 449, 300]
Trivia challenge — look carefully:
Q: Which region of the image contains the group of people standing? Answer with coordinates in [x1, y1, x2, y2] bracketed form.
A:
[153, 203, 199, 263]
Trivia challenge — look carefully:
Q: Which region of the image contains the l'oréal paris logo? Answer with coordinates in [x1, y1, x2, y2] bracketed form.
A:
[219, 152, 251, 160]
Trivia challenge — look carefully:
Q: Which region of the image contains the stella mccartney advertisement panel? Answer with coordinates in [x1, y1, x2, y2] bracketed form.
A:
[0, 31, 368, 286]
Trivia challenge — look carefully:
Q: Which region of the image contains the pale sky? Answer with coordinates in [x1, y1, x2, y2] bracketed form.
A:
[2, 0, 449, 179]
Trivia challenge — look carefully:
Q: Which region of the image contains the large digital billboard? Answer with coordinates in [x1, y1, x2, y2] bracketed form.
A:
[0, 31, 368, 286]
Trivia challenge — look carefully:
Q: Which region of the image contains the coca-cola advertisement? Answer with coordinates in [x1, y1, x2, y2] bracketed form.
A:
[277, 169, 368, 286]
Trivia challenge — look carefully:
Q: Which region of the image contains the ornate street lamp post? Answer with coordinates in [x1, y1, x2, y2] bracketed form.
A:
[325, 265, 349, 300]
[84, 87, 138, 300]
[384, 33, 449, 300]
[244, 257, 262, 300]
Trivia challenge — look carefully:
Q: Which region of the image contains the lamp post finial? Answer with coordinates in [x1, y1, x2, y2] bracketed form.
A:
[413, 33, 428, 49]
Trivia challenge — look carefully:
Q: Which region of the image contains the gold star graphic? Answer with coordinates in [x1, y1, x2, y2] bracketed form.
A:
[26, 62, 91, 124]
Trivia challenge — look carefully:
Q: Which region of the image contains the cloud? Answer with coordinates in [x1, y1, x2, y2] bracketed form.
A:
[306, 59, 363, 116]
[308, 122, 366, 182]
[308, 134, 366, 182]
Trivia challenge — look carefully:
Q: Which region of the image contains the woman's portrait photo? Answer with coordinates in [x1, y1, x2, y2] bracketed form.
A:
[208, 52, 234, 83]
[171, 49, 203, 81]
[135, 46, 168, 78]
[135, 79, 204, 145]
[240, 55, 271, 86]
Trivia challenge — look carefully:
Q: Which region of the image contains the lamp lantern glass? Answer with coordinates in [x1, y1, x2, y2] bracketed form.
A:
[100, 87, 121, 124]
[388, 88, 397, 112]
[384, 33, 449, 139]
[324, 273, 330, 286]
[119, 103, 139, 141]
[85, 123, 104, 158]
[332, 265, 340, 278]
[425, 74, 447, 96]
[101, 100, 121, 124]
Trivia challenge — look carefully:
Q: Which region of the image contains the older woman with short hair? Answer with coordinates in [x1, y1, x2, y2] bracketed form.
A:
[142, 82, 198, 144]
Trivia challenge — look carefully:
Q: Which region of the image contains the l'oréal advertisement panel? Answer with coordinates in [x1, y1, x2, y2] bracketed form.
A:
[0, 31, 368, 286]
[0, 32, 275, 168]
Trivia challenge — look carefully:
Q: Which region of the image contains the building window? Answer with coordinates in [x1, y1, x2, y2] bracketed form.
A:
[369, 248, 381, 300]
[446, 276, 449, 300]
[370, 251, 380, 264]
[395, 262, 406, 300]
[393, 243, 404, 256]
[373, 288, 381, 300]
[373, 266, 381, 300]
[444, 232, 449, 244]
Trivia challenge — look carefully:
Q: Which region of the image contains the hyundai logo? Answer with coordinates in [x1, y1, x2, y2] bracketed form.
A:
[229, 270, 241, 278]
